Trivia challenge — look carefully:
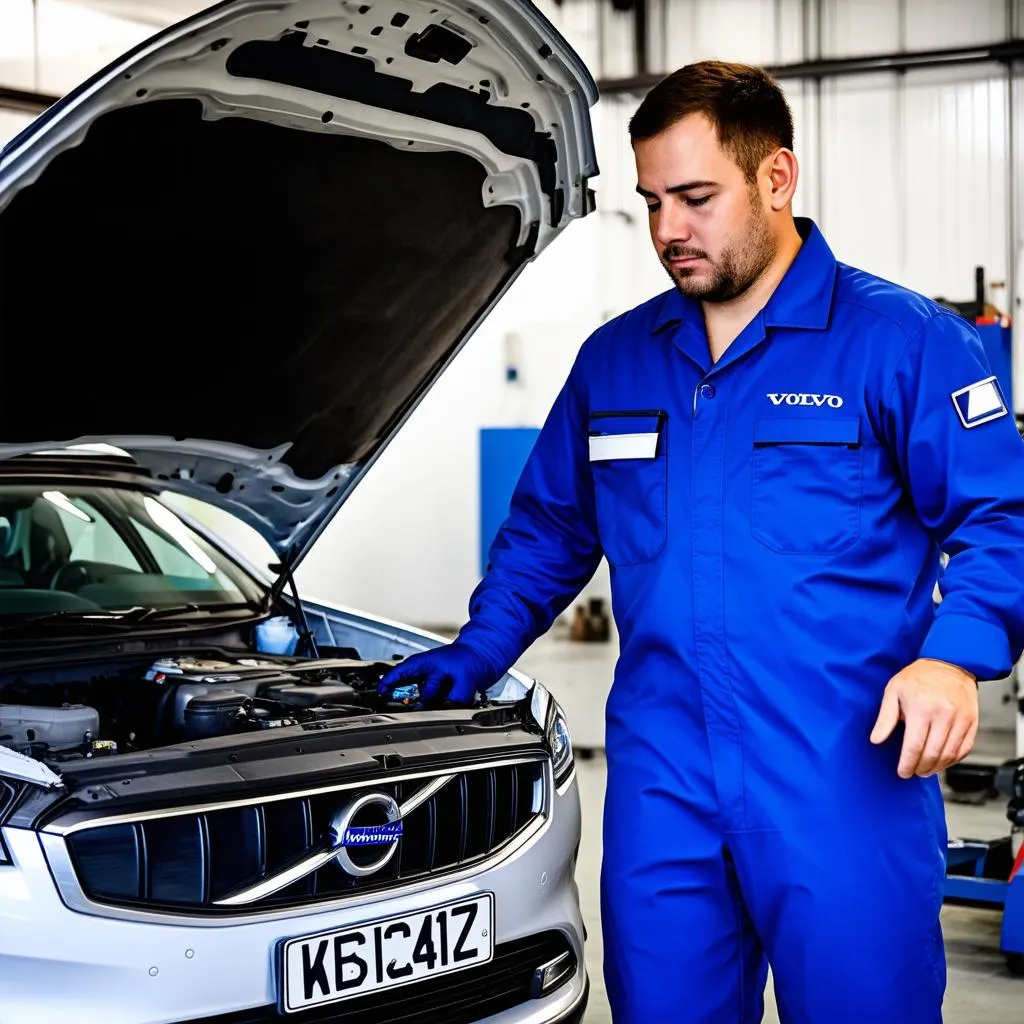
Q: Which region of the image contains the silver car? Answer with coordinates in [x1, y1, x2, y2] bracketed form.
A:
[0, 2, 598, 1021]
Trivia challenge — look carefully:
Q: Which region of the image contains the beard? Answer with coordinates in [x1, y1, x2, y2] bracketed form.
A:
[662, 200, 777, 303]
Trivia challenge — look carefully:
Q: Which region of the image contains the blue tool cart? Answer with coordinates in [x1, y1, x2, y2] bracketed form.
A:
[943, 758, 1024, 975]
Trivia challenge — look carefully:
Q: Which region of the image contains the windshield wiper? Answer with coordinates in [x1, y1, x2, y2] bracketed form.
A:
[0, 602, 265, 637]
[0, 610, 138, 637]
[126, 601, 264, 624]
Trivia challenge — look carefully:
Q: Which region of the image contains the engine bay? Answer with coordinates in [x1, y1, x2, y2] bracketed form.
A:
[0, 652, 413, 765]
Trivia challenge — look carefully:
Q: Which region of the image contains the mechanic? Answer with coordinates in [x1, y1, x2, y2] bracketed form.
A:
[380, 60, 1024, 1022]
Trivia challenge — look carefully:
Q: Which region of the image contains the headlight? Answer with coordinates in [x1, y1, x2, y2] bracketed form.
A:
[526, 681, 574, 786]
[547, 705, 574, 786]
[0, 779, 20, 865]
[0, 756, 63, 865]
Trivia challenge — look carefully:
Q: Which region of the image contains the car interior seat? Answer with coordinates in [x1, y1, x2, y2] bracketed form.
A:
[25, 499, 73, 590]
[0, 510, 28, 587]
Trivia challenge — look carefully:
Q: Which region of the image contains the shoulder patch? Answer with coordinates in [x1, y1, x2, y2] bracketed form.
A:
[950, 376, 1008, 429]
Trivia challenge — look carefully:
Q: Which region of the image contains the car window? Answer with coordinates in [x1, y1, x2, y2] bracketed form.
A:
[130, 510, 245, 599]
[132, 519, 213, 579]
[49, 494, 142, 573]
[0, 483, 266, 616]
[161, 492, 277, 577]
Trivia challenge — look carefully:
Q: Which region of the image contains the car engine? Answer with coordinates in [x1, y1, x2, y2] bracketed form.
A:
[0, 653, 410, 764]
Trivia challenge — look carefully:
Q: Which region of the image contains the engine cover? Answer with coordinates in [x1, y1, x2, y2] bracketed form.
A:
[0, 704, 101, 755]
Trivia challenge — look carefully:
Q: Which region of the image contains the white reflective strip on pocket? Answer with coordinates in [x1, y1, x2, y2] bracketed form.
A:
[588, 432, 659, 462]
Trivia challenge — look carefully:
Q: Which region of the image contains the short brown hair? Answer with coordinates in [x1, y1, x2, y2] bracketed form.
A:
[628, 60, 794, 183]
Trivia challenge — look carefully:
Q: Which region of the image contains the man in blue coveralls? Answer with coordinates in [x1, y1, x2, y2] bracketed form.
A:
[380, 60, 1024, 1021]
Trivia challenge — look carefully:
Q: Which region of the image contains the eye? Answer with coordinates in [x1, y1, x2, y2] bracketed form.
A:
[685, 195, 712, 208]
[645, 202, 661, 215]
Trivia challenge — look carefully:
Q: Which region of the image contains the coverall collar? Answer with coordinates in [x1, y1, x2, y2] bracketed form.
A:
[652, 218, 838, 374]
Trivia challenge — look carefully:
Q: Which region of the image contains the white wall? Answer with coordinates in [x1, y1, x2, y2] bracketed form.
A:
[0, 109, 34, 144]
[2, 2, 1022, 667]
[0, 0, 160, 95]
[301, 0, 1023, 632]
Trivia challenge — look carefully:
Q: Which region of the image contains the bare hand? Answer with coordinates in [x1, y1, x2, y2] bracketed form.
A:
[869, 658, 979, 779]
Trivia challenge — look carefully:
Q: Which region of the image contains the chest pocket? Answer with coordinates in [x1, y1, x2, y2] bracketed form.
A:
[589, 410, 668, 566]
[751, 416, 863, 555]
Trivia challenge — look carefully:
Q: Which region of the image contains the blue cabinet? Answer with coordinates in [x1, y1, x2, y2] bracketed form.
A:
[479, 427, 540, 576]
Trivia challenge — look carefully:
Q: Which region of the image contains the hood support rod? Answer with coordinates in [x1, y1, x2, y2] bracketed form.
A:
[268, 553, 319, 659]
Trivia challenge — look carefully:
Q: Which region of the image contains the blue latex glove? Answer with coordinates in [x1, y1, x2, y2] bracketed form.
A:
[378, 642, 497, 706]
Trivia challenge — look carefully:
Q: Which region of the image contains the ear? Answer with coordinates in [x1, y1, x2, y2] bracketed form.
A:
[765, 148, 798, 210]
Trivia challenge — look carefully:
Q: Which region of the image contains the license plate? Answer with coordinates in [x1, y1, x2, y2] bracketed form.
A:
[279, 893, 494, 1013]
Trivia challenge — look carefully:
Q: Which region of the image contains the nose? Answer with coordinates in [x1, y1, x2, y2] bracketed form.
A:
[653, 201, 693, 250]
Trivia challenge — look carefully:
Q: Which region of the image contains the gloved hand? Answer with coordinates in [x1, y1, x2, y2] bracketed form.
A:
[377, 642, 497, 706]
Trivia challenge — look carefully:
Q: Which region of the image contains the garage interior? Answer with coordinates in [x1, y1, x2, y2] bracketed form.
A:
[1, 0, 1023, 1022]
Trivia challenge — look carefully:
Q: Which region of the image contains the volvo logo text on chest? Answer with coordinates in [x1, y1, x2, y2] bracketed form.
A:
[767, 393, 845, 408]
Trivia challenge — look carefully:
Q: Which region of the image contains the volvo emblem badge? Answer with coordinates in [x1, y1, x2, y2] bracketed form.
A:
[328, 792, 403, 877]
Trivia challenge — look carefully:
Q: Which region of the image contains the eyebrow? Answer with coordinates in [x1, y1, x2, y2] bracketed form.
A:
[635, 180, 718, 198]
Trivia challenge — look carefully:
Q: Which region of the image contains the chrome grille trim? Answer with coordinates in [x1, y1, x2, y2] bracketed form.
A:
[212, 844, 339, 908]
[43, 755, 551, 925]
[212, 774, 458, 907]
[399, 771, 457, 815]
[44, 755, 545, 837]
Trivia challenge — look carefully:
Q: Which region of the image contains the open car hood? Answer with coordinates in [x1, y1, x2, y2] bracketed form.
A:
[0, 0, 598, 564]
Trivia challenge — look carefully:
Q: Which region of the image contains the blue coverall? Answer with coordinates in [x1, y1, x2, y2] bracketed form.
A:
[455, 218, 1024, 1022]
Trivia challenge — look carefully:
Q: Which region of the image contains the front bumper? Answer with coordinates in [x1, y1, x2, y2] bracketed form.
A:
[545, 976, 589, 1024]
[0, 773, 585, 1024]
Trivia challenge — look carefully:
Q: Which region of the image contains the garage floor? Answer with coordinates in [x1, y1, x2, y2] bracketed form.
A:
[571, 741, 1021, 1024]
[508, 627, 1023, 1022]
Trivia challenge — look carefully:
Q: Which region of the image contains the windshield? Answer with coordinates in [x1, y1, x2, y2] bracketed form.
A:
[0, 483, 266, 619]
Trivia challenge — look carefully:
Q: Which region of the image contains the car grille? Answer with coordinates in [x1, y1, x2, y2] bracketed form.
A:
[65, 760, 545, 914]
[188, 931, 577, 1024]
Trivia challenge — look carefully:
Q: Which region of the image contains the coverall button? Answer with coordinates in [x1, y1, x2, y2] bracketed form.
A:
[700, 383, 716, 399]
